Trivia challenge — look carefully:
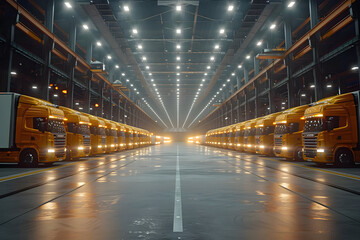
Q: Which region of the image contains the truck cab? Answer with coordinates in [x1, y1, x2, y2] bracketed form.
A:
[255, 112, 282, 156]
[59, 107, 91, 160]
[0, 93, 66, 167]
[125, 126, 134, 149]
[86, 115, 106, 155]
[226, 125, 236, 150]
[234, 122, 246, 152]
[103, 119, 117, 153]
[303, 91, 360, 166]
[116, 123, 126, 151]
[274, 105, 308, 161]
[244, 119, 257, 153]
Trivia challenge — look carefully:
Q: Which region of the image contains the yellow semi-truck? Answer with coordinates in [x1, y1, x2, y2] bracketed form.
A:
[125, 126, 134, 149]
[255, 112, 282, 156]
[274, 105, 308, 161]
[116, 122, 126, 151]
[234, 122, 246, 152]
[103, 119, 117, 153]
[59, 107, 91, 160]
[244, 119, 257, 153]
[226, 124, 236, 150]
[0, 93, 66, 167]
[86, 115, 106, 155]
[303, 91, 360, 166]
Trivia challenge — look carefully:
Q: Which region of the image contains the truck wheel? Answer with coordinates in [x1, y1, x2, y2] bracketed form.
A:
[335, 149, 354, 167]
[294, 147, 303, 161]
[65, 147, 71, 161]
[19, 149, 38, 168]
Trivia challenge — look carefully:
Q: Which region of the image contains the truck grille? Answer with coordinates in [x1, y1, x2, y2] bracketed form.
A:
[54, 134, 66, 157]
[255, 136, 260, 145]
[303, 133, 318, 158]
[274, 135, 282, 147]
[83, 135, 91, 154]
[101, 136, 106, 145]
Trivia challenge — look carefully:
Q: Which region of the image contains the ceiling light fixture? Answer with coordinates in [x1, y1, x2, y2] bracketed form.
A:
[64, 2, 72, 8]
[288, 1, 295, 8]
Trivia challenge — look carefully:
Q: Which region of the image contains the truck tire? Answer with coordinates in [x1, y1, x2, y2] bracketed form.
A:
[19, 149, 38, 168]
[334, 148, 354, 167]
[65, 147, 71, 161]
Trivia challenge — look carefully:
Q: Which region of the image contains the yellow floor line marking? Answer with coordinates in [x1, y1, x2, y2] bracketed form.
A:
[0, 161, 86, 182]
[0, 151, 135, 182]
[256, 156, 360, 181]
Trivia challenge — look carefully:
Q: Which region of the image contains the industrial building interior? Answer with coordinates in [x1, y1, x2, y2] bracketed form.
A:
[1, 0, 360, 239]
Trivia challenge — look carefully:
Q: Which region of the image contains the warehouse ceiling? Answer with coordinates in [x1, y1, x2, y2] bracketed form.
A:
[72, 0, 278, 130]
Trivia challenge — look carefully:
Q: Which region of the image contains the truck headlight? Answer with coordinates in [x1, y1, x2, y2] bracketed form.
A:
[111, 144, 115, 147]
[260, 145, 265, 149]
[48, 148, 55, 153]
[282, 146, 288, 151]
[317, 148, 325, 153]
[237, 144, 241, 147]
[78, 146, 84, 150]
[98, 145, 102, 148]
[248, 144, 252, 147]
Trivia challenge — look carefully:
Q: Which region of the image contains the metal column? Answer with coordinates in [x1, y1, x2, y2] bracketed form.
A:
[351, 2, 360, 86]
[0, 5, 18, 92]
[309, 0, 322, 101]
[41, 0, 55, 101]
[284, 10, 294, 108]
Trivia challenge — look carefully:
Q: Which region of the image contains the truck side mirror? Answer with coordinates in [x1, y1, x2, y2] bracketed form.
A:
[39, 122, 47, 133]
[326, 121, 334, 131]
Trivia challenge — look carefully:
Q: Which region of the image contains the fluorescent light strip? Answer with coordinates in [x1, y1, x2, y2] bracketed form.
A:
[144, 102, 168, 128]
[187, 103, 211, 128]
[182, 102, 195, 128]
[161, 101, 175, 128]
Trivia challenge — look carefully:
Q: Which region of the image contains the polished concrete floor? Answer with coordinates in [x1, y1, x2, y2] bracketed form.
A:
[1, 143, 360, 240]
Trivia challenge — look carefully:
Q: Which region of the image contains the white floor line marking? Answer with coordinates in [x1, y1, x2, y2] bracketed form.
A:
[173, 145, 183, 232]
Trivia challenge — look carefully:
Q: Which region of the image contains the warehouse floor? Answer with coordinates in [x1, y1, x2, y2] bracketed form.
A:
[1, 143, 360, 239]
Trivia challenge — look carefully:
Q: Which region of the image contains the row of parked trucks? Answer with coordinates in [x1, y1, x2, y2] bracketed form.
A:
[204, 91, 360, 167]
[0, 93, 164, 167]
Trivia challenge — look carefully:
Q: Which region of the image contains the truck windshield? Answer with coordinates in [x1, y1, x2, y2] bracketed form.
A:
[99, 127, 106, 136]
[303, 118, 323, 132]
[78, 124, 90, 136]
[256, 126, 275, 136]
[48, 120, 66, 134]
[107, 128, 117, 137]
[244, 128, 256, 136]
[274, 124, 288, 134]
